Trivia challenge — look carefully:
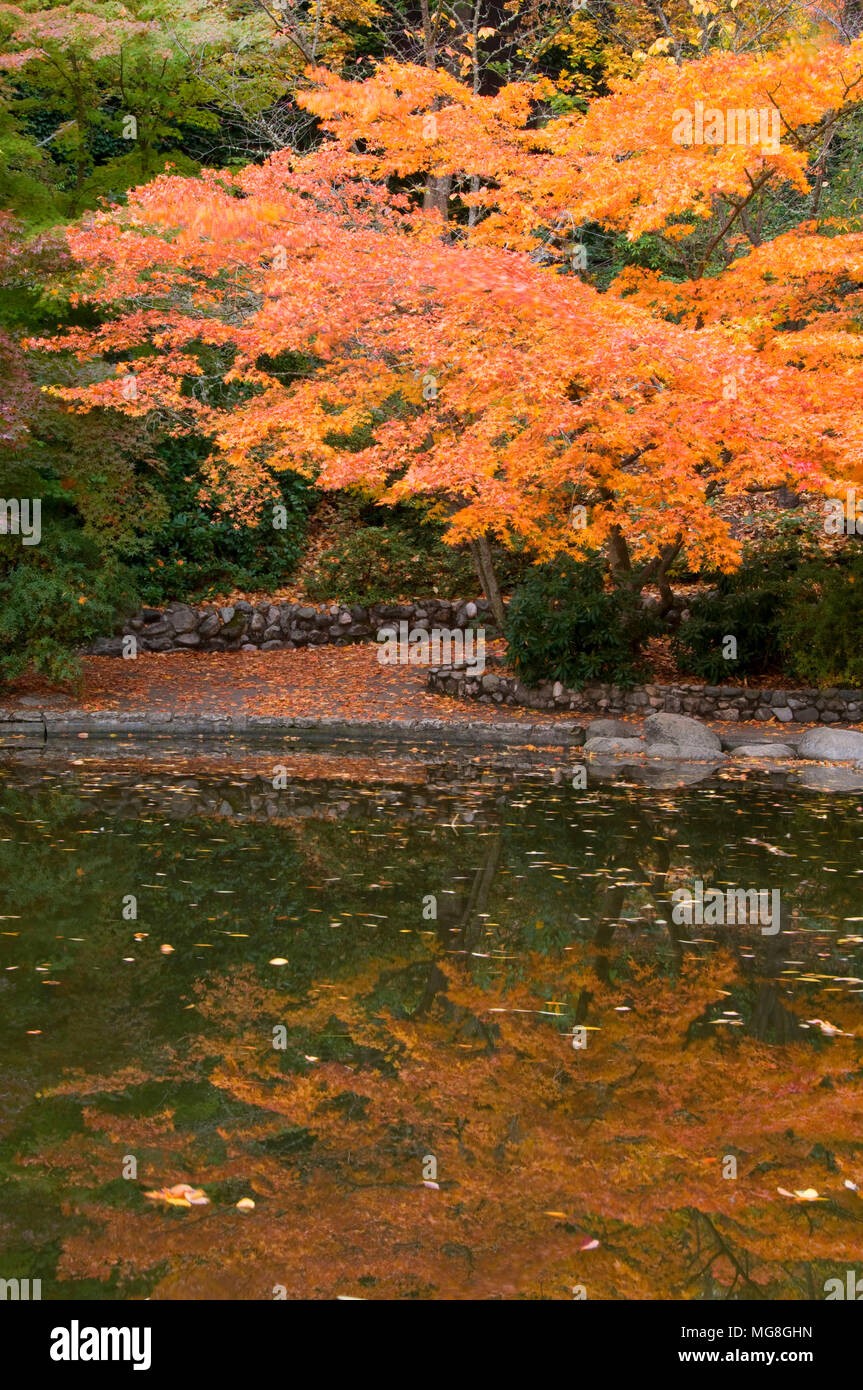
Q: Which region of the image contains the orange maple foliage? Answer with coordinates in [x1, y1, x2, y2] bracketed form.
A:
[35, 944, 863, 1300]
[33, 29, 863, 584]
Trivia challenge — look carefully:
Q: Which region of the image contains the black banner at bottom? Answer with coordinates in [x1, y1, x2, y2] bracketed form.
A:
[1, 1295, 855, 1378]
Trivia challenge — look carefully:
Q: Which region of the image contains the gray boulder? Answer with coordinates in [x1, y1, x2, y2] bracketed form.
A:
[644, 712, 723, 754]
[90, 636, 126, 656]
[168, 606, 198, 634]
[221, 612, 247, 640]
[797, 727, 863, 762]
[585, 718, 634, 740]
[584, 736, 647, 755]
[643, 741, 705, 759]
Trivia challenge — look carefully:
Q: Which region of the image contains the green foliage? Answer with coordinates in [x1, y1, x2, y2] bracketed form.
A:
[670, 524, 818, 682]
[304, 500, 479, 604]
[819, 107, 863, 234]
[672, 526, 863, 687]
[132, 436, 312, 604]
[505, 553, 655, 688]
[778, 549, 863, 688]
[0, 525, 138, 684]
[671, 565, 790, 683]
[0, 0, 291, 228]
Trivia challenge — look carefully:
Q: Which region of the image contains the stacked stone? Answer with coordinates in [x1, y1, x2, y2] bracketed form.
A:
[88, 598, 491, 655]
[428, 669, 863, 725]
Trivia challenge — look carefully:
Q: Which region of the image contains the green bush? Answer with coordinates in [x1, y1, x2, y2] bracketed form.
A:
[779, 551, 863, 687]
[671, 572, 788, 682]
[304, 503, 478, 604]
[671, 528, 863, 687]
[505, 553, 656, 688]
[133, 437, 312, 604]
[670, 533, 811, 682]
[0, 527, 138, 685]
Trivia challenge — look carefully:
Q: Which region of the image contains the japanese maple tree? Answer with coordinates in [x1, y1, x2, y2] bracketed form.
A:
[31, 18, 863, 611]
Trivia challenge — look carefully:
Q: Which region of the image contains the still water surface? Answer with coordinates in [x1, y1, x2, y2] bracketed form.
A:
[1, 739, 862, 1300]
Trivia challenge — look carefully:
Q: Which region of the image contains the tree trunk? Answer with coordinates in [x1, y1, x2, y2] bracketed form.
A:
[469, 536, 506, 629]
[606, 524, 633, 587]
[423, 173, 452, 220]
[653, 540, 682, 615]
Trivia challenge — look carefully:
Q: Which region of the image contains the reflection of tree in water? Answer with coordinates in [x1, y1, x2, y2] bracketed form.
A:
[1, 763, 863, 1299]
[22, 948, 861, 1302]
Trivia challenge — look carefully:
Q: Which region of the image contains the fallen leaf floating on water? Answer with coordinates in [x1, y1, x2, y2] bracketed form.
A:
[144, 1183, 209, 1208]
[741, 838, 793, 857]
[236, 1198, 256, 1211]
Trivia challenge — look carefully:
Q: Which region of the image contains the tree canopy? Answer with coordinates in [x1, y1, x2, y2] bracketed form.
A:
[28, 17, 863, 596]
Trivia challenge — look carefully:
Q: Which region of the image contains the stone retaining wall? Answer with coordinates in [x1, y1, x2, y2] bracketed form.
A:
[88, 598, 492, 655]
[428, 667, 863, 725]
[0, 708, 585, 747]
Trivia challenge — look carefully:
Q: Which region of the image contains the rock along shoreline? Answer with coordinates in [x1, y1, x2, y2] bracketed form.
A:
[2, 706, 863, 763]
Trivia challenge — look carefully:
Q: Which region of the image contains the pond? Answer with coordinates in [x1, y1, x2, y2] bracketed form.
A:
[1, 737, 862, 1301]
